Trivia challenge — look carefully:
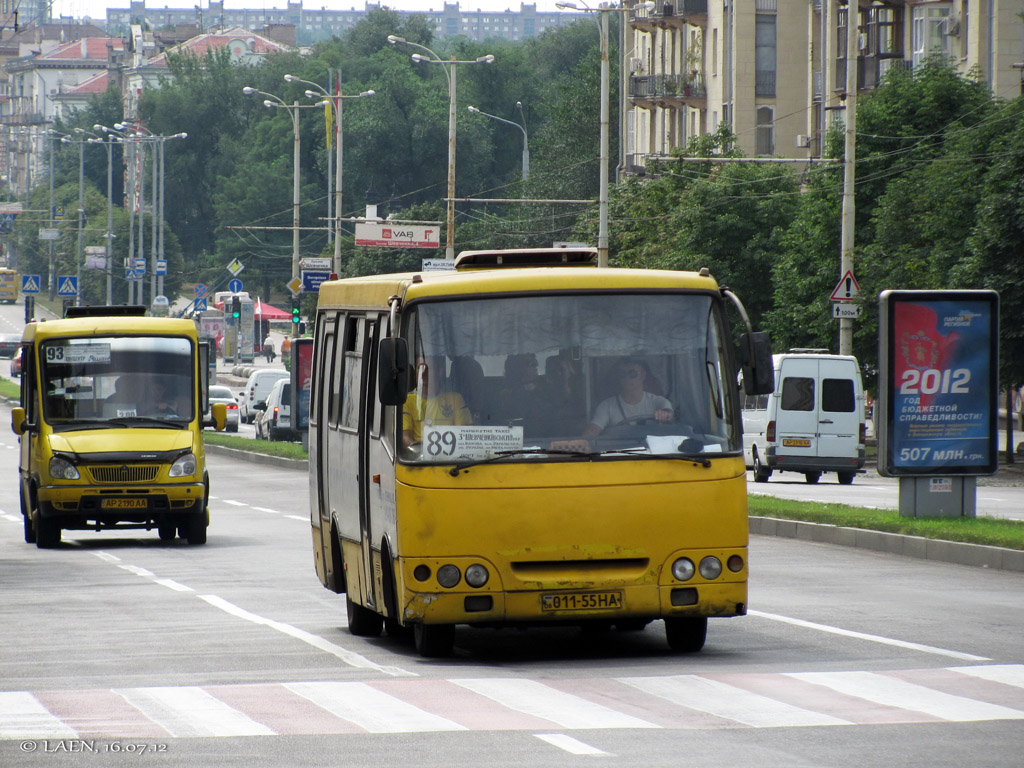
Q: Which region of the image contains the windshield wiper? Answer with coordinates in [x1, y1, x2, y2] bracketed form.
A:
[50, 419, 116, 432]
[105, 416, 184, 429]
[593, 447, 713, 467]
[449, 447, 594, 476]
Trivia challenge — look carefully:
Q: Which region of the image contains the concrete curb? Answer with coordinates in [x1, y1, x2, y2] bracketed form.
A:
[205, 443, 308, 471]
[750, 515, 1024, 573]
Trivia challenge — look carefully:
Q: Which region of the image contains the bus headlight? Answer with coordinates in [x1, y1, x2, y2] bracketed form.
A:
[699, 556, 723, 580]
[465, 563, 489, 588]
[437, 564, 461, 588]
[169, 452, 198, 477]
[49, 456, 80, 480]
[727, 555, 745, 573]
[671, 557, 695, 582]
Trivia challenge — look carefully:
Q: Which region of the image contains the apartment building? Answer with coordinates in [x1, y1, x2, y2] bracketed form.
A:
[624, 0, 1024, 174]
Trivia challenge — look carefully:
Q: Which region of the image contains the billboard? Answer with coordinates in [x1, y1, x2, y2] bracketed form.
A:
[354, 223, 440, 249]
[291, 338, 314, 431]
[878, 290, 999, 476]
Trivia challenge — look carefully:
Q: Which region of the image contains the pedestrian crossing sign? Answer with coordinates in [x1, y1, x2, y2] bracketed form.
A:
[57, 276, 78, 297]
[21, 275, 41, 293]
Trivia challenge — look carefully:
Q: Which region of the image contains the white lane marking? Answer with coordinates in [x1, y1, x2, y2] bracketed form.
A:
[452, 678, 657, 730]
[92, 551, 121, 563]
[198, 594, 414, 678]
[285, 515, 307, 521]
[153, 578, 194, 592]
[286, 682, 464, 733]
[0, 513, 19, 523]
[749, 610, 991, 662]
[115, 686, 275, 737]
[118, 564, 155, 578]
[0, 692, 79, 739]
[951, 664, 1024, 689]
[788, 671, 1024, 721]
[621, 675, 850, 728]
[534, 733, 609, 755]
[251, 506, 281, 514]
[221, 499, 248, 507]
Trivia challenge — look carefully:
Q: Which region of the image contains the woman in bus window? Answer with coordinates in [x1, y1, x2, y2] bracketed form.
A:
[401, 356, 472, 450]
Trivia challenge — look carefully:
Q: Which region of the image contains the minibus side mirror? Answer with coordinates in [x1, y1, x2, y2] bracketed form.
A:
[11, 406, 28, 436]
[209, 403, 227, 431]
[740, 331, 774, 395]
[378, 337, 409, 406]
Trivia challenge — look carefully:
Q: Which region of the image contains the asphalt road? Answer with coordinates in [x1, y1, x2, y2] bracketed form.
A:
[2, 427, 1023, 767]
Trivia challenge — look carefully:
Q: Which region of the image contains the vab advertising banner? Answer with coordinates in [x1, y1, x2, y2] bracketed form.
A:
[354, 223, 440, 249]
[878, 290, 999, 477]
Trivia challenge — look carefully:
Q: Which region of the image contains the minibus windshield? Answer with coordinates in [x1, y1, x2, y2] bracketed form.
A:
[40, 336, 195, 430]
[399, 292, 739, 464]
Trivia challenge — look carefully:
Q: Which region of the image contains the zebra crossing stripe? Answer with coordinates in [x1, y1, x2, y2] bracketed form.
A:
[950, 664, 1024, 689]
[0, 692, 78, 739]
[113, 687, 276, 738]
[285, 682, 465, 733]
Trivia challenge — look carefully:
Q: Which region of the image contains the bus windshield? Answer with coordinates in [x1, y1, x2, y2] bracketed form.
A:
[399, 292, 739, 464]
[40, 336, 195, 430]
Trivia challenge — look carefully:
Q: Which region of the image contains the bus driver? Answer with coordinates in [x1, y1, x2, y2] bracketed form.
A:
[583, 359, 673, 439]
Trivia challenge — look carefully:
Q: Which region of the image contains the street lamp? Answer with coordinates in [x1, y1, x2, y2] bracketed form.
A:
[467, 104, 529, 180]
[555, 1, 653, 268]
[95, 123, 129, 305]
[284, 72, 375, 277]
[244, 86, 323, 335]
[387, 35, 495, 260]
[61, 128, 100, 306]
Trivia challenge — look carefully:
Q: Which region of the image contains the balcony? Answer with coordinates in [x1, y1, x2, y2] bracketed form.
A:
[630, 0, 708, 30]
[629, 73, 706, 106]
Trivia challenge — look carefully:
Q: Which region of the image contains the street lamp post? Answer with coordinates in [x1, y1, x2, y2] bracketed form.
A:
[285, 72, 375, 277]
[467, 105, 529, 179]
[387, 36, 494, 260]
[95, 124, 130, 305]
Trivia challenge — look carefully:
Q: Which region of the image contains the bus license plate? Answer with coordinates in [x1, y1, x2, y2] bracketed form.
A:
[782, 438, 812, 447]
[541, 592, 623, 612]
[101, 498, 148, 509]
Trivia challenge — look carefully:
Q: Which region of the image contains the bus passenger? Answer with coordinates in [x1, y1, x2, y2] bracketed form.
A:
[402, 356, 472, 449]
[451, 357, 487, 423]
[583, 359, 674, 438]
[538, 355, 585, 435]
[497, 353, 540, 429]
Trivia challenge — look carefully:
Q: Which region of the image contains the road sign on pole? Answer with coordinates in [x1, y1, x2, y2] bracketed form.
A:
[57, 276, 78, 297]
[830, 270, 861, 302]
[228, 278, 243, 293]
[21, 275, 41, 294]
[832, 303, 862, 319]
[227, 258, 244, 276]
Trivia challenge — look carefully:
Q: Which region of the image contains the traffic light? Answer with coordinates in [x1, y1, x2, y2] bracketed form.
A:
[231, 295, 241, 320]
[291, 297, 300, 325]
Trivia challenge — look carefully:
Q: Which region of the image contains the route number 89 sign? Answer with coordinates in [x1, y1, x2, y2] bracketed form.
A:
[878, 290, 999, 477]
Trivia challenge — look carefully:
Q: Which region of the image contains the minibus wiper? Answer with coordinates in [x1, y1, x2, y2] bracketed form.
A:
[595, 447, 713, 467]
[106, 416, 183, 429]
[449, 447, 594, 476]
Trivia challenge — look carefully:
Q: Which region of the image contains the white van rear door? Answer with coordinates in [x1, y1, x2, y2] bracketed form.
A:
[816, 360, 861, 459]
[775, 357, 820, 457]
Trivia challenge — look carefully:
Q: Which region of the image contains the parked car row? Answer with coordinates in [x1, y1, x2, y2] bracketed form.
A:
[254, 378, 293, 441]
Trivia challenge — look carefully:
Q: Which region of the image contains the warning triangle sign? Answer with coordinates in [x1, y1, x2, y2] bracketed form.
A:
[57, 277, 77, 296]
[830, 270, 860, 301]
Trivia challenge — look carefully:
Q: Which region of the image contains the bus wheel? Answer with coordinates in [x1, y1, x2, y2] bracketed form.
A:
[35, 515, 61, 549]
[414, 623, 455, 658]
[664, 616, 707, 653]
[752, 451, 771, 483]
[21, 488, 36, 544]
[158, 523, 177, 541]
[837, 472, 855, 485]
[804, 471, 821, 484]
[346, 596, 383, 637]
[183, 508, 207, 545]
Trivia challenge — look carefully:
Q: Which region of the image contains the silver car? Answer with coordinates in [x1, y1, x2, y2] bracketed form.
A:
[207, 385, 240, 432]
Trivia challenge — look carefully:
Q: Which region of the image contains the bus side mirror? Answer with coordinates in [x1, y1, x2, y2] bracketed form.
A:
[740, 332, 774, 395]
[11, 406, 27, 436]
[378, 337, 409, 406]
[211, 403, 227, 431]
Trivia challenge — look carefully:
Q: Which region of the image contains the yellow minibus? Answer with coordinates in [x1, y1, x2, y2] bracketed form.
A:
[0, 267, 17, 303]
[308, 249, 772, 656]
[12, 306, 226, 548]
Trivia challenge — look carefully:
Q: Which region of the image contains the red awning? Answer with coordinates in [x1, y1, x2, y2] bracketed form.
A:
[254, 301, 291, 320]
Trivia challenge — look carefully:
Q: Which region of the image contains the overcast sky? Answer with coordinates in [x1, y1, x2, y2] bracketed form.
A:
[51, 0, 578, 23]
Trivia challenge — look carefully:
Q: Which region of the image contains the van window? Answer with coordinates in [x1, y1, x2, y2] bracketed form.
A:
[822, 378, 855, 412]
[780, 377, 814, 411]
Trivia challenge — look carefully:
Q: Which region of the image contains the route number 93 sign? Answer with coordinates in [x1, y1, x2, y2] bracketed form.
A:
[877, 290, 999, 477]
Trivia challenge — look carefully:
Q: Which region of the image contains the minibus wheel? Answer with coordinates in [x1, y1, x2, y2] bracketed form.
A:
[346, 596, 383, 637]
[35, 514, 60, 549]
[664, 616, 707, 653]
[752, 450, 771, 483]
[158, 523, 177, 541]
[414, 623, 455, 658]
[21, 487, 36, 544]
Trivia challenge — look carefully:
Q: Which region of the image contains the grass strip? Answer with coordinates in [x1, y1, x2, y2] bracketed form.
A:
[0, 378, 19, 401]
[204, 431, 308, 461]
[748, 495, 1024, 550]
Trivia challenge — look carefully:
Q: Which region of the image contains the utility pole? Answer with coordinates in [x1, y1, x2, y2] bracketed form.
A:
[839, 3, 858, 356]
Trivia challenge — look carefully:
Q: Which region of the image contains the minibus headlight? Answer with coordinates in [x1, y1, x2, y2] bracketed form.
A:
[465, 564, 489, 588]
[727, 555, 744, 573]
[169, 452, 198, 477]
[49, 456, 80, 480]
[437, 564, 461, 588]
[699, 556, 723, 580]
[671, 557, 695, 582]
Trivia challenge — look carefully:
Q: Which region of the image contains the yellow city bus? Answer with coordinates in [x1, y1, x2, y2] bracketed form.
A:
[11, 306, 227, 548]
[0, 267, 17, 303]
[308, 249, 772, 656]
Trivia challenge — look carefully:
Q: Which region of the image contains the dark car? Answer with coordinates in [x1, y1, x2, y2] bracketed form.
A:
[0, 333, 20, 358]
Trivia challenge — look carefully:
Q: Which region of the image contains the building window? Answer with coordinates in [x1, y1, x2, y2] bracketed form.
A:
[755, 14, 776, 97]
[911, 3, 952, 66]
[755, 106, 774, 156]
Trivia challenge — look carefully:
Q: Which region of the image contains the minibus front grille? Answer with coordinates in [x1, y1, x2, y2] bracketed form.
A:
[510, 558, 649, 580]
[89, 465, 160, 483]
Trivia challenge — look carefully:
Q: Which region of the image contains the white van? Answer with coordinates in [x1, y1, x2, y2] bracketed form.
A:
[742, 350, 866, 484]
[238, 368, 289, 423]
